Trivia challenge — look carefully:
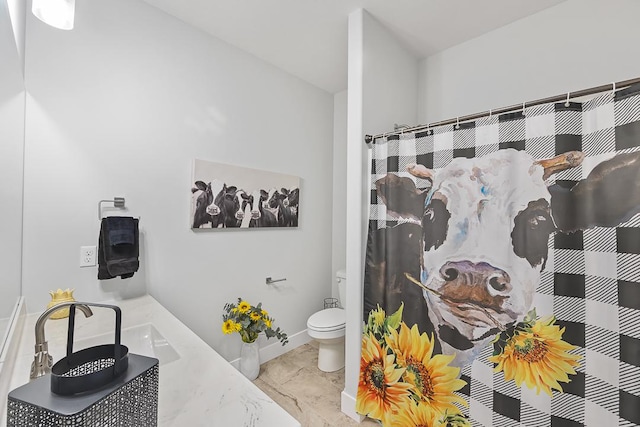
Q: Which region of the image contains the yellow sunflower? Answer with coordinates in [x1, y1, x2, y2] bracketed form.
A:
[390, 401, 439, 427]
[433, 411, 471, 427]
[222, 319, 237, 335]
[250, 312, 262, 321]
[264, 318, 272, 328]
[489, 316, 581, 396]
[357, 332, 413, 424]
[261, 309, 268, 317]
[371, 305, 386, 330]
[238, 300, 251, 313]
[385, 323, 467, 412]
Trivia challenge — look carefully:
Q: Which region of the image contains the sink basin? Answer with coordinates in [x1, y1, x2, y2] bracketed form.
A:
[74, 324, 180, 365]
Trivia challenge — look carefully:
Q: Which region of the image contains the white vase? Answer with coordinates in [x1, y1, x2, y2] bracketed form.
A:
[239, 341, 260, 380]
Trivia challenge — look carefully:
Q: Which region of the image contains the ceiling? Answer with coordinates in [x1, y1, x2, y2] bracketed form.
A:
[140, 0, 566, 94]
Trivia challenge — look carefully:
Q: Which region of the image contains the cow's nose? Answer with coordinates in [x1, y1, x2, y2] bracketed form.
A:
[438, 261, 511, 291]
[488, 272, 510, 292]
[439, 263, 459, 282]
[236, 212, 244, 220]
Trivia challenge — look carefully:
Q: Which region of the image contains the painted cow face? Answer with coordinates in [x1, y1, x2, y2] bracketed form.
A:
[375, 148, 640, 366]
[419, 150, 554, 362]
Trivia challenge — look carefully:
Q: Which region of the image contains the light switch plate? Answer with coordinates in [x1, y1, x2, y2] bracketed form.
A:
[80, 246, 97, 267]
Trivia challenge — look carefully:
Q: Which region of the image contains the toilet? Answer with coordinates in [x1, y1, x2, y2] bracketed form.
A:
[307, 270, 347, 372]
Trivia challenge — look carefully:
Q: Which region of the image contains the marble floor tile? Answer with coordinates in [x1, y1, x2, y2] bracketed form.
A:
[281, 368, 343, 422]
[254, 344, 382, 427]
[260, 356, 306, 386]
[253, 378, 306, 421]
[313, 366, 345, 391]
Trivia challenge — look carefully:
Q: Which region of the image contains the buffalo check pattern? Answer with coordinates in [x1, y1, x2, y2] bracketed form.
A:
[367, 85, 640, 426]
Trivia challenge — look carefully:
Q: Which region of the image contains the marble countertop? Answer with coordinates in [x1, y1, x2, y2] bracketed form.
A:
[3, 295, 301, 427]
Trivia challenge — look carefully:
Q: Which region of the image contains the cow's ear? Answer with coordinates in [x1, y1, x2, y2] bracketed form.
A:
[280, 188, 289, 195]
[260, 189, 268, 197]
[227, 186, 237, 193]
[241, 193, 250, 200]
[535, 151, 584, 180]
[376, 174, 429, 220]
[194, 181, 207, 191]
[551, 151, 640, 233]
[406, 163, 435, 183]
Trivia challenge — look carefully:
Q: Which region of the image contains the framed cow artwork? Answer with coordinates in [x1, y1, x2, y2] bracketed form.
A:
[190, 159, 300, 229]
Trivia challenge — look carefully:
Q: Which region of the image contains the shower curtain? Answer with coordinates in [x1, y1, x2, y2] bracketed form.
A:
[357, 86, 640, 426]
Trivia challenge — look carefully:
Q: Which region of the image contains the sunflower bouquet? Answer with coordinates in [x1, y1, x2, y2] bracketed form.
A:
[222, 298, 288, 345]
[357, 303, 470, 427]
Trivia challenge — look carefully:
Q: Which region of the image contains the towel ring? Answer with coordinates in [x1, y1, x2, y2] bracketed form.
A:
[98, 198, 126, 221]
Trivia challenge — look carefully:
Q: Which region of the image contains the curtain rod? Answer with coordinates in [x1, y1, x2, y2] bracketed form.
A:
[364, 76, 640, 144]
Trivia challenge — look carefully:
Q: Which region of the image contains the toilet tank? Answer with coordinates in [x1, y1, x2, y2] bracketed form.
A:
[336, 269, 347, 308]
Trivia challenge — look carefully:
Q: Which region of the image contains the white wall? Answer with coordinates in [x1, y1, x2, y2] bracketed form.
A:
[343, 9, 418, 419]
[22, 0, 334, 362]
[331, 90, 347, 284]
[419, 0, 640, 123]
[362, 15, 419, 136]
[0, 0, 24, 319]
[6, 0, 25, 74]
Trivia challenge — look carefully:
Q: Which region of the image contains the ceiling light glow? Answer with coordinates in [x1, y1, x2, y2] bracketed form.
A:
[32, 0, 75, 30]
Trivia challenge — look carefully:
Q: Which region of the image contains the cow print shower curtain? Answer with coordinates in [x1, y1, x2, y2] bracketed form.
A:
[357, 85, 640, 426]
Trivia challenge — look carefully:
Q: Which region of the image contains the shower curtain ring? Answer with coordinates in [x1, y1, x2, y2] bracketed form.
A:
[522, 102, 526, 116]
[455, 117, 460, 129]
[612, 82, 616, 94]
[565, 92, 571, 107]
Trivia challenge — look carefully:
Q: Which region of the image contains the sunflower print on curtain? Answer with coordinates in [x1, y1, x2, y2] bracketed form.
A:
[358, 85, 640, 426]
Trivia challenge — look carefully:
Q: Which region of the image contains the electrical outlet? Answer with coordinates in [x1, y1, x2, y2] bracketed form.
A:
[80, 246, 97, 267]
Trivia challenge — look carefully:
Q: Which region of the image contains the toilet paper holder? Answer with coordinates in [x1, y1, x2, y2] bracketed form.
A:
[265, 277, 286, 285]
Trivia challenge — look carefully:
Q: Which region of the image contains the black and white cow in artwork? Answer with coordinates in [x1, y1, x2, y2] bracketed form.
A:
[241, 189, 278, 228]
[217, 186, 246, 228]
[367, 148, 640, 366]
[192, 180, 224, 228]
[267, 188, 299, 227]
[284, 188, 300, 227]
[191, 181, 246, 228]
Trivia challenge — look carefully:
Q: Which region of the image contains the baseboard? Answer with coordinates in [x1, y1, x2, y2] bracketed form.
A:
[0, 297, 26, 363]
[230, 328, 312, 370]
[0, 297, 26, 424]
[341, 390, 364, 422]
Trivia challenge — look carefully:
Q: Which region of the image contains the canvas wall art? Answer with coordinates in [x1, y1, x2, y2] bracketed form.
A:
[191, 159, 300, 229]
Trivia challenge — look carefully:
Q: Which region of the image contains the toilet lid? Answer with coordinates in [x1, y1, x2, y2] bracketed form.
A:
[307, 308, 345, 331]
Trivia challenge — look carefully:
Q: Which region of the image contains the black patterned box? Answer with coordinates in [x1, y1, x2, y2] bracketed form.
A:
[7, 354, 158, 427]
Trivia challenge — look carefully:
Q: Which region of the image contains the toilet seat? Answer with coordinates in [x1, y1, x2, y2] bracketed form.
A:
[307, 308, 345, 332]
